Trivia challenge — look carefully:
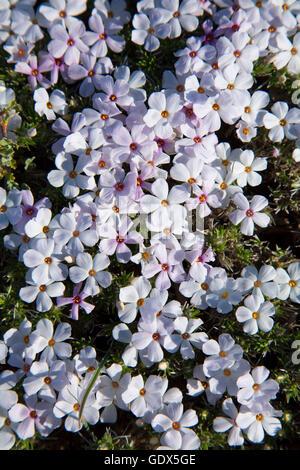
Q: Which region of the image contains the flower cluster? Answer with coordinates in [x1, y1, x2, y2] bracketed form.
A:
[0, 0, 299, 451]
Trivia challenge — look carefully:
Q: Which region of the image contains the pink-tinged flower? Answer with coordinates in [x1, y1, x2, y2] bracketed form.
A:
[14, 190, 51, 234]
[38, 52, 68, 85]
[98, 215, 143, 264]
[142, 244, 186, 290]
[15, 55, 51, 90]
[48, 21, 89, 66]
[185, 241, 215, 280]
[229, 193, 270, 236]
[56, 283, 94, 320]
[213, 398, 244, 446]
[83, 12, 125, 57]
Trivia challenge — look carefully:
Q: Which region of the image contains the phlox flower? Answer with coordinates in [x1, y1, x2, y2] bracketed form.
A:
[94, 0, 131, 25]
[236, 400, 282, 444]
[56, 282, 94, 320]
[53, 375, 99, 432]
[96, 364, 131, 423]
[23, 238, 68, 284]
[95, 75, 134, 109]
[131, 312, 174, 364]
[174, 36, 215, 74]
[213, 398, 244, 446]
[159, 0, 199, 38]
[68, 54, 113, 97]
[13, 190, 51, 234]
[140, 177, 188, 235]
[53, 211, 98, 256]
[22, 360, 68, 397]
[74, 346, 98, 378]
[235, 295, 275, 335]
[34, 318, 72, 363]
[151, 403, 199, 450]
[83, 11, 125, 57]
[118, 276, 152, 324]
[236, 265, 279, 300]
[37, 0, 87, 29]
[3, 318, 42, 360]
[48, 20, 89, 66]
[98, 215, 143, 264]
[275, 262, 300, 303]
[69, 252, 112, 296]
[9, 394, 60, 440]
[0, 405, 18, 450]
[143, 91, 183, 136]
[131, 9, 171, 52]
[163, 317, 208, 360]
[236, 366, 279, 405]
[15, 55, 51, 89]
[206, 276, 242, 314]
[19, 275, 65, 313]
[33, 87, 68, 120]
[122, 374, 168, 418]
[273, 32, 300, 75]
[47, 152, 95, 199]
[232, 149, 267, 187]
[142, 243, 186, 290]
[24, 207, 53, 239]
[186, 364, 221, 406]
[263, 101, 300, 142]
[0, 188, 22, 230]
[229, 193, 270, 236]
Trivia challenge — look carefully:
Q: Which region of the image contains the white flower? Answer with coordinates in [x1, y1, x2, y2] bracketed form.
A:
[263, 101, 300, 142]
[33, 87, 68, 120]
[232, 150, 267, 187]
[213, 398, 244, 446]
[235, 295, 275, 335]
[69, 252, 111, 296]
[151, 403, 199, 450]
[275, 262, 300, 303]
[236, 400, 282, 444]
[236, 366, 279, 405]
